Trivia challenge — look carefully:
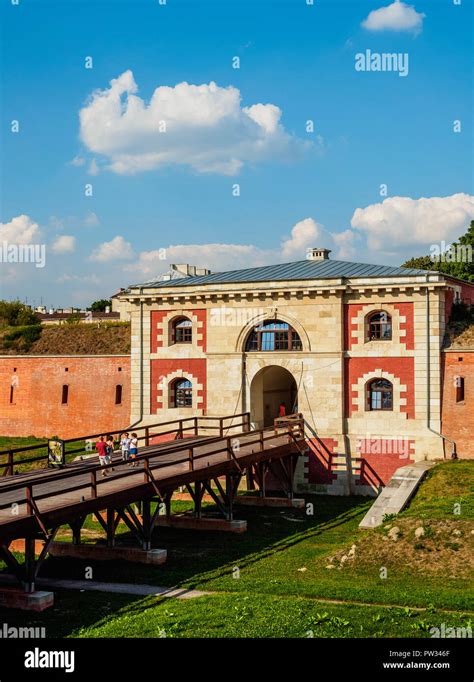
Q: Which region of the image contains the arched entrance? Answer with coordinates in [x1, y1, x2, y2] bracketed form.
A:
[250, 366, 298, 428]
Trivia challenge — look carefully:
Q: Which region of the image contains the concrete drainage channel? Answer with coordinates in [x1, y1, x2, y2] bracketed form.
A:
[359, 461, 437, 529]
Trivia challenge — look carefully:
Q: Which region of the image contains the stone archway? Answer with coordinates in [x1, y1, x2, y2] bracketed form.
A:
[250, 366, 298, 428]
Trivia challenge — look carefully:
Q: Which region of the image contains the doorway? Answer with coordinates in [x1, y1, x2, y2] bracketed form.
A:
[250, 366, 298, 428]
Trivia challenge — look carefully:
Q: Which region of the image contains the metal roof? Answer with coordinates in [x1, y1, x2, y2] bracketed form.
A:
[130, 259, 438, 289]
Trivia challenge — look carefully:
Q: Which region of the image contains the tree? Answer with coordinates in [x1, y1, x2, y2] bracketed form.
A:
[89, 299, 111, 312]
[402, 221, 474, 282]
[0, 300, 39, 326]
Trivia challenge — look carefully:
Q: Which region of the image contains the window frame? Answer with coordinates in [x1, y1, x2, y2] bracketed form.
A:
[367, 378, 393, 412]
[171, 378, 193, 408]
[61, 384, 69, 405]
[245, 320, 303, 352]
[172, 317, 193, 344]
[367, 311, 392, 341]
[455, 376, 465, 403]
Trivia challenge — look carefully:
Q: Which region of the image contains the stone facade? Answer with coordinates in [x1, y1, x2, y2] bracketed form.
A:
[122, 269, 474, 496]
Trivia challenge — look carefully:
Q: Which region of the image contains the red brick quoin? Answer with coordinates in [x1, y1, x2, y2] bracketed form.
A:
[151, 310, 207, 353]
[150, 359, 207, 413]
[344, 357, 415, 419]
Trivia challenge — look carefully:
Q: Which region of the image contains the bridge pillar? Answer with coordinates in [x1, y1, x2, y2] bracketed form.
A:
[23, 537, 36, 593]
[106, 508, 116, 547]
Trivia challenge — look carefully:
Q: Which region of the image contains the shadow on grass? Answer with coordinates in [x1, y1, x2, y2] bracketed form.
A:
[20, 494, 370, 591]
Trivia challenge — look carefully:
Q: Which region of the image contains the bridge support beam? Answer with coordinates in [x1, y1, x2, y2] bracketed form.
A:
[247, 454, 299, 500]
[0, 527, 59, 594]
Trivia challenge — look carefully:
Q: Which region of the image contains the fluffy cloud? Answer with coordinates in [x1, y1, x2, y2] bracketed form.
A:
[0, 215, 40, 244]
[90, 235, 135, 262]
[332, 229, 362, 260]
[84, 211, 100, 227]
[361, 1, 425, 35]
[51, 235, 76, 254]
[125, 243, 276, 279]
[124, 218, 360, 280]
[351, 194, 474, 251]
[281, 218, 324, 259]
[79, 71, 311, 175]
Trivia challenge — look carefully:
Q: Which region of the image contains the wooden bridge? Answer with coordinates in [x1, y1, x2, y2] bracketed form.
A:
[0, 413, 306, 596]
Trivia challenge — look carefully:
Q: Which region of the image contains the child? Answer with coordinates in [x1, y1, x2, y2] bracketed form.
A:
[105, 435, 115, 471]
[96, 436, 110, 477]
[120, 432, 131, 462]
[129, 432, 139, 468]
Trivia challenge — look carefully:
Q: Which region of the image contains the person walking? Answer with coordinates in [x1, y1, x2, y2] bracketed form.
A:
[278, 401, 287, 418]
[105, 434, 116, 471]
[96, 436, 109, 477]
[120, 432, 131, 463]
[129, 432, 139, 468]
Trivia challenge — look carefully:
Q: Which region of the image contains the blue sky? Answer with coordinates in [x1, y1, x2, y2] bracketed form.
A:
[0, 0, 472, 308]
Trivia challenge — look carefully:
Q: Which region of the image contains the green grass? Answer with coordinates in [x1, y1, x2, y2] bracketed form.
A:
[1, 461, 473, 637]
[0, 435, 87, 473]
[2, 591, 472, 639]
[401, 460, 474, 520]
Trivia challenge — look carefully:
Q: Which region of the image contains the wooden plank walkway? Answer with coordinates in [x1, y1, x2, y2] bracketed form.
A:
[0, 427, 303, 539]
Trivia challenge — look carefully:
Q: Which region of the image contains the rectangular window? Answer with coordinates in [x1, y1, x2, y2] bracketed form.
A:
[9, 385, 14, 404]
[115, 384, 123, 405]
[61, 385, 69, 405]
[455, 377, 465, 403]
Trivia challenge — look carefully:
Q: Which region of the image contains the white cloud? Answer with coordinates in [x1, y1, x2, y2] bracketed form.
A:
[84, 211, 100, 227]
[0, 215, 40, 244]
[51, 235, 76, 254]
[69, 155, 86, 167]
[57, 273, 100, 284]
[332, 229, 362, 260]
[125, 243, 275, 279]
[90, 235, 135, 262]
[280, 218, 324, 259]
[79, 70, 312, 175]
[351, 194, 474, 251]
[362, 1, 425, 35]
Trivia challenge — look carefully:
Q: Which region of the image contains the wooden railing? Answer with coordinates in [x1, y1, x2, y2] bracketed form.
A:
[0, 412, 251, 477]
[0, 418, 305, 521]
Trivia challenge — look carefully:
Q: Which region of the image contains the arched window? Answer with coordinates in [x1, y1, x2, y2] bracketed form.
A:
[171, 379, 192, 407]
[115, 384, 123, 405]
[245, 320, 302, 352]
[367, 379, 393, 411]
[172, 317, 192, 344]
[367, 311, 392, 341]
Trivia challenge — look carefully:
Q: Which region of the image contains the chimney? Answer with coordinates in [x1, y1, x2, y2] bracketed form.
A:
[307, 247, 331, 261]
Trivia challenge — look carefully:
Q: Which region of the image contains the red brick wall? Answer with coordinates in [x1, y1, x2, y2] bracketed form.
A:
[355, 438, 415, 486]
[151, 309, 207, 353]
[344, 304, 364, 350]
[393, 302, 415, 350]
[345, 357, 415, 418]
[150, 359, 207, 413]
[305, 437, 338, 484]
[344, 302, 414, 351]
[0, 356, 130, 439]
[442, 352, 474, 458]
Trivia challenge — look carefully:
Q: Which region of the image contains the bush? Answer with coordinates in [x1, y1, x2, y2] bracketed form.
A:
[0, 300, 39, 327]
[2, 325, 42, 350]
[450, 301, 473, 323]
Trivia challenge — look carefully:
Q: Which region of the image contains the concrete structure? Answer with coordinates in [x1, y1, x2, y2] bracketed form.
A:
[116, 251, 474, 496]
[359, 460, 436, 528]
